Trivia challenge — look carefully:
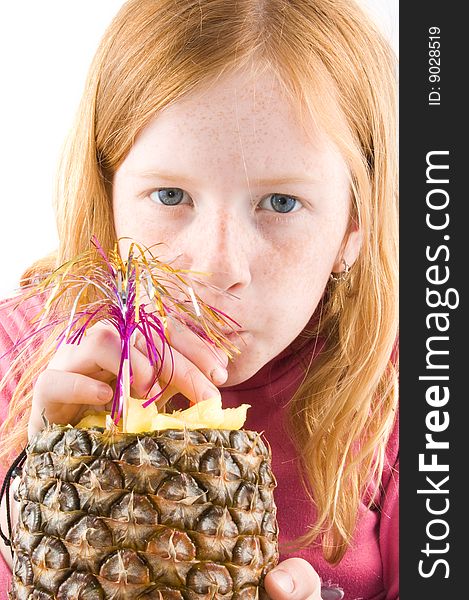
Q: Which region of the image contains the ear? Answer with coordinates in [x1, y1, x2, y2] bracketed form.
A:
[332, 222, 362, 272]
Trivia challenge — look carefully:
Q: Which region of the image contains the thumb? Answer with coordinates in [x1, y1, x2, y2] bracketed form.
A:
[264, 558, 322, 600]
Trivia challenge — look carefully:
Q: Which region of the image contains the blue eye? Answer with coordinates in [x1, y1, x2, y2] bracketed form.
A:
[149, 188, 186, 206]
[260, 193, 300, 213]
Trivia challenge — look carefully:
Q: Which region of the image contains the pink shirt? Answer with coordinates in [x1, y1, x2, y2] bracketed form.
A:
[0, 297, 399, 600]
[221, 338, 399, 600]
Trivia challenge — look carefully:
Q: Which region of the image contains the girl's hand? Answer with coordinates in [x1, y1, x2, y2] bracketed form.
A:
[264, 559, 322, 600]
[28, 320, 228, 440]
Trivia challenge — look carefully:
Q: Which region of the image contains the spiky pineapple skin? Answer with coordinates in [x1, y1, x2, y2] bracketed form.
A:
[10, 426, 278, 599]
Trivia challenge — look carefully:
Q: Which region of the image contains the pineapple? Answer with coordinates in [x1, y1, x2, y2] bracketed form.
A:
[7, 240, 279, 597]
[9, 405, 279, 598]
[76, 397, 252, 433]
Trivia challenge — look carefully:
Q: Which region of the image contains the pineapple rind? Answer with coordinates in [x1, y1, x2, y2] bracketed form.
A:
[10, 425, 278, 599]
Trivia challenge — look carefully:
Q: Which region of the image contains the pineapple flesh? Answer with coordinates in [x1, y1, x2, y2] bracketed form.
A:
[9, 418, 278, 599]
[76, 397, 252, 434]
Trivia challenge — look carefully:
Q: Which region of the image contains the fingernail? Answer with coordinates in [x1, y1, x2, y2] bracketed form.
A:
[98, 384, 113, 402]
[270, 570, 295, 594]
[210, 367, 228, 385]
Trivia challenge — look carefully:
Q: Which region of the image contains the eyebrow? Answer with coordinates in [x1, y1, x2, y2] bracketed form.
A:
[132, 170, 319, 186]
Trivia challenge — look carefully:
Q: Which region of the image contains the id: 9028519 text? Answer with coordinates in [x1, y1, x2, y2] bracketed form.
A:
[428, 26, 441, 106]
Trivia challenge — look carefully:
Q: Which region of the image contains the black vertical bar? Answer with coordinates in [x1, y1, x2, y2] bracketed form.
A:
[400, 2, 466, 598]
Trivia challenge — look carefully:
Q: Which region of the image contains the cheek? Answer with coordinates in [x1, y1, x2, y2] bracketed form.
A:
[264, 248, 330, 319]
[255, 221, 340, 294]
[113, 200, 181, 260]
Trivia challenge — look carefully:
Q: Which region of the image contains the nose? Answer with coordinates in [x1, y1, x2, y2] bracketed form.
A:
[184, 209, 252, 296]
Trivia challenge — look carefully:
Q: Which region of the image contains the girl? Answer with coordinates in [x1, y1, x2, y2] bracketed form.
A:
[0, 1, 398, 598]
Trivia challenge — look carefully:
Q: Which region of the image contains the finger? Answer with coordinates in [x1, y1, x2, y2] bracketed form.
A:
[48, 325, 124, 377]
[34, 369, 114, 408]
[264, 558, 322, 600]
[133, 344, 222, 407]
[168, 315, 230, 367]
[30, 369, 114, 437]
[135, 316, 229, 386]
[48, 323, 221, 408]
[48, 325, 163, 398]
[46, 324, 161, 399]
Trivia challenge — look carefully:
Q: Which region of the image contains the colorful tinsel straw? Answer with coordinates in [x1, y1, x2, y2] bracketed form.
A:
[8, 236, 241, 431]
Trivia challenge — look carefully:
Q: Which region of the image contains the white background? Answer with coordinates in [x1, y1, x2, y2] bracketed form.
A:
[0, 0, 398, 296]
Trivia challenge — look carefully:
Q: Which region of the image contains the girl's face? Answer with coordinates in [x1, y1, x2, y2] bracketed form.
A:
[112, 68, 361, 386]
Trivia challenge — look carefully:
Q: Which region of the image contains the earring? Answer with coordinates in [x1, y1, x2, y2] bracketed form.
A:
[330, 259, 350, 282]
